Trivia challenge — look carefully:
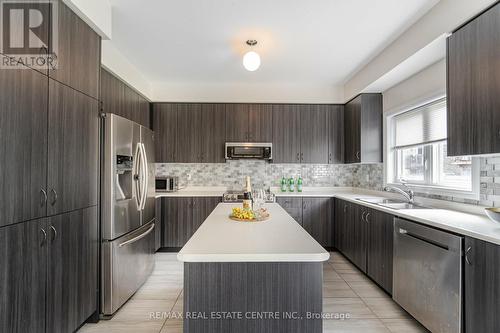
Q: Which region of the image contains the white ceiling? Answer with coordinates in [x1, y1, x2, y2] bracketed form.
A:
[107, 0, 441, 101]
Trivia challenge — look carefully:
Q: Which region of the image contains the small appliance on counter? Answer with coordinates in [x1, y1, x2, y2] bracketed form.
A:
[156, 176, 179, 192]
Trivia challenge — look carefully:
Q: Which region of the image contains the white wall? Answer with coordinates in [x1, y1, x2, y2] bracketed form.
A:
[345, 0, 497, 101]
[151, 82, 344, 103]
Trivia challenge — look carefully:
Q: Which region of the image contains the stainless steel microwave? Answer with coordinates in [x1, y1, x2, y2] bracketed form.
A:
[155, 176, 179, 192]
[225, 142, 272, 160]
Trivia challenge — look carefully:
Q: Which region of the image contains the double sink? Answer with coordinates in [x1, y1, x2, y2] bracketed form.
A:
[356, 197, 429, 210]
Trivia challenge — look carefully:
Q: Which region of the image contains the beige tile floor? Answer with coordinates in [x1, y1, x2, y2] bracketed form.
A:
[80, 252, 428, 333]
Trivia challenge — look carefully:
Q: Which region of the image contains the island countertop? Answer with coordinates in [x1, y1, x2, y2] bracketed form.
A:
[177, 203, 330, 263]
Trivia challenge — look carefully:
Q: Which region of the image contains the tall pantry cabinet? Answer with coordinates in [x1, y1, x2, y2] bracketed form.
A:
[0, 1, 101, 332]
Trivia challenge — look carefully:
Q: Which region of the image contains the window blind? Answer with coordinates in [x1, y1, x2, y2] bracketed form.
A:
[393, 98, 447, 149]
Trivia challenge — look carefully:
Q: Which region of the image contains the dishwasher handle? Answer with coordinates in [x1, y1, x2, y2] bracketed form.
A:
[398, 227, 451, 252]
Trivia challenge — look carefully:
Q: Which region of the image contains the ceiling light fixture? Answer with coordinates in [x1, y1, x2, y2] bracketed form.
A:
[243, 40, 260, 72]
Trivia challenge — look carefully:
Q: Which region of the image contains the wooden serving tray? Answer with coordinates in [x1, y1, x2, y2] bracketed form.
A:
[229, 214, 270, 222]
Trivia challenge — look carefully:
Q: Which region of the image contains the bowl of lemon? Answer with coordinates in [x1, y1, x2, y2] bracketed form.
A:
[230, 207, 270, 222]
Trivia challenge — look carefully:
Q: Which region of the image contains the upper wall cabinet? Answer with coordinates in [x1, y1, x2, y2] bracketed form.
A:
[272, 105, 302, 163]
[49, 0, 100, 99]
[328, 105, 345, 164]
[344, 94, 382, 163]
[0, 61, 48, 228]
[226, 104, 272, 142]
[154, 103, 178, 162]
[101, 68, 151, 128]
[447, 3, 500, 156]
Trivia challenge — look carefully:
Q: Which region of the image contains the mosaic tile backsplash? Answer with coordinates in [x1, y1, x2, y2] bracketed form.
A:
[156, 161, 384, 191]
[157, 156, 500, 207]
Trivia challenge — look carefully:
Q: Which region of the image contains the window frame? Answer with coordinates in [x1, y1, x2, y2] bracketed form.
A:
[385, 97, 480, 200]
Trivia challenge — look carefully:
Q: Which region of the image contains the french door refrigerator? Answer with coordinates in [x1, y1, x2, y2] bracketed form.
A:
[101, 113, 156, 316]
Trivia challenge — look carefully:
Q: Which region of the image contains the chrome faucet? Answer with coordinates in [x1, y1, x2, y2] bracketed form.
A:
[384, 183, 414, 204]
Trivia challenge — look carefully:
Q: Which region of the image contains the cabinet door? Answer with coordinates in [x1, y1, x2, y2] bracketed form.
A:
[300, 105, 329, 164]
[0, 219, 47, 333]
[352, 205, 367, 273]
[367, 209, 393, 294]
[360, 94, 383, 163]
[447, 4, 500, 156]
[201, 104, 226, 163]
[176, 104, 202, 163]
[342, 202, 356, 262]
[334, 199, 347, 251]
[193, 197, 221, 231]
[464, 237, 500, 332]
[162, 197, 193, 247]
[344, 97, 361, 163]
[302, 198, 332, 247]
[48, 80, 99, 215]
[47, 207, 97, 333]
[155, 199, 162, 251]
[248, 104, 273, 142]
[0, 63, 48, 227]
[49, 0, 100, 98]
[153, 103, 177, 162]
[47, 207, 97, 330]
[138, 94, 151, 129]
[272, 104, 301, 163]
[225, 104, 249, 142]
[277, 197, 303, 225]
[328, 105, 344, 164]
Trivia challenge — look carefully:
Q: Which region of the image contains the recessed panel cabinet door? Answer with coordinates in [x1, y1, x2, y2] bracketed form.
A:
[49, 0, 100, 98]
[300, 105, 329, 164]
[0, 218, 47, 333]
[47, 207, 98, 333]
[48, 80, 99, 215]
[272, 104, 301, 163]
[0, 63, 48, 227]
[464, 237, 500, 332]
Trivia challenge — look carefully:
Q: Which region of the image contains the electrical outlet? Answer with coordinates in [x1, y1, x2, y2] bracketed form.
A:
[366, 174, 370, 182]
[187, 174, 192, 181]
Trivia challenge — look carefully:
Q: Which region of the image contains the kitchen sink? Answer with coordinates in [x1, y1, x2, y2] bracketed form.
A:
[355, 198, 430, 210]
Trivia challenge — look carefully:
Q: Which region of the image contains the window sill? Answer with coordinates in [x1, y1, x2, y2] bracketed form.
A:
[386, 182, 479, 201]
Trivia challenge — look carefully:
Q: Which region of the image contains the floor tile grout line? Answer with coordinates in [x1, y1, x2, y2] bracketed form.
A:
[157, 284, 183, 333]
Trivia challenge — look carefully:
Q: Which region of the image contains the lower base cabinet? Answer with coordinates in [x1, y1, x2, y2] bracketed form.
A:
[277, 197, 333, 247]
[160, 197, 221, 248]
[464, 237, 500, 332]
[0, 206, 98, 333]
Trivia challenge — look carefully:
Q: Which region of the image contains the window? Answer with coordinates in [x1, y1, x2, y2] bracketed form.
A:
[388, 98, 476, 195]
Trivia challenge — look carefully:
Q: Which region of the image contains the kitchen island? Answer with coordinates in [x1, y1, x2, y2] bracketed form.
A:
[178, 203, 330, 333]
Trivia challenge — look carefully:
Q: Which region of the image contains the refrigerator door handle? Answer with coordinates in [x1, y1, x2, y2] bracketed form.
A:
[118, 223, 155, 247]
[139, 143, 149, 211]
[132, 143, 142, 210]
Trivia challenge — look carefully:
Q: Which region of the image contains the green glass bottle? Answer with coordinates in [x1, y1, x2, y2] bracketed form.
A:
[289, 177, 295, 192]
[297, 176, 303, 192]
[280, 176, 287, 192]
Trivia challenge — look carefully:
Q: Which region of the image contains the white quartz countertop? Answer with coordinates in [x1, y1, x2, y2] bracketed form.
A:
[156, 187, 226, 198]
[177, 203, 330, 263]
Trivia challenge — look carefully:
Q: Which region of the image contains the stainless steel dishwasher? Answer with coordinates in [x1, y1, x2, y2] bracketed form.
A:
[393, 218, 462, 333]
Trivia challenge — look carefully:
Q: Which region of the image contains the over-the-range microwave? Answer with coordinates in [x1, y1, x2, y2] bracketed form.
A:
[225, 142, 272, 160]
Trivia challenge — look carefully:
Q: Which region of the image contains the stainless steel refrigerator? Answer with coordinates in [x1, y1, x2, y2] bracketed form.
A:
[101, 113, 156, 316]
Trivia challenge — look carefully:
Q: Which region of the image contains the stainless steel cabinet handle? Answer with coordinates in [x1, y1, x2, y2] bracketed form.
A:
[40, 228, 47, 247]
[296, 153, 300, 161]
[50, 225, 57, 243]
[40, 189, 47, 206]
[118, 223, 155, 247]
[343, 204, 347, 213]
[365, 212, 370, 223]
[361, 211, 366, 222]
[50, 189, 58, 205]
[465, 246, 472, 265]
[356, 151, 360, 160]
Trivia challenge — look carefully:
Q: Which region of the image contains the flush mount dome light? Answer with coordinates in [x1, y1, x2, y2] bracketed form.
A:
[243, 40, 261, 71]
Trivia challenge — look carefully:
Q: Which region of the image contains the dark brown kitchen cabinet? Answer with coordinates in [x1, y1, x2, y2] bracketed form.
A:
[47, 206, 98, 333]
[49, 0, 100, 98]
[272, 104, 302, 163]
[48, 80, 99, 215]
[201, 104, 226, 163]
[177, 104, 203, 163]
[276, 197, 303, 224]
[0, 218, 47, 333]
[464, 237, 500, 332]
[161, 196, 221, 248]
[226, 104, 272, 142]
[153, 103, 178, 162]
[447, 3, 500, 156]
[344, 94, 382, 163]
[351, 203, 367, 273]
[0, 62, 48, 228]
[328, 105, 344, 164]
[366, 209, 393, 294]
[300, 105, 329, 164]
[302, 197, 333, 247]
[101, 68, 151, 128]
